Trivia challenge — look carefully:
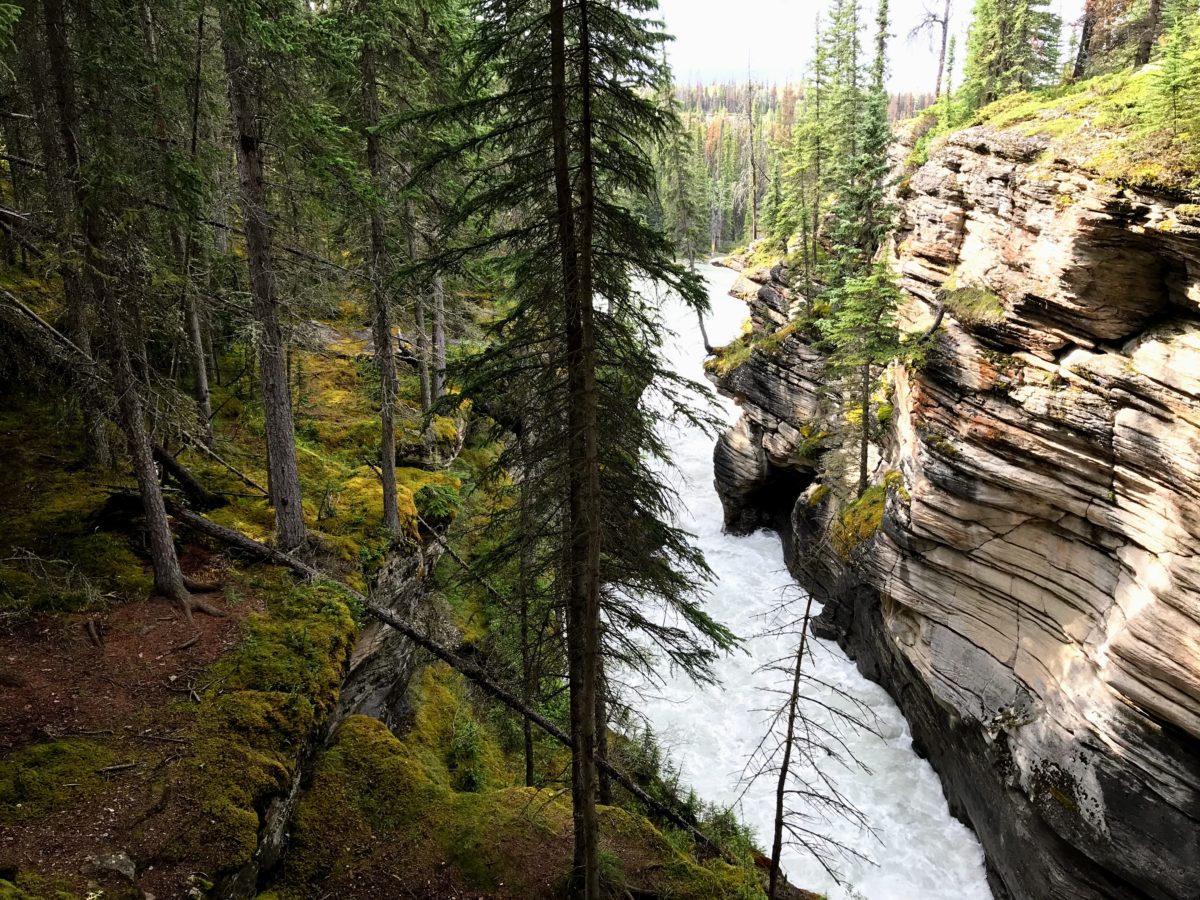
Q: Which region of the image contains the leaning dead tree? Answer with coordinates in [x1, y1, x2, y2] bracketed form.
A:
[166, 503, 731, 859]
[739, 584, 881, 898]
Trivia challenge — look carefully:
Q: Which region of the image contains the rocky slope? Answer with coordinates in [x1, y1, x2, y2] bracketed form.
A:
[710, 125, 1200, 899]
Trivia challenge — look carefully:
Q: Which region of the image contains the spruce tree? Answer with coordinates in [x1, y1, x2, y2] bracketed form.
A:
[820, 0, 907, 497]
[424, 1, 736, 893]
[961, 0, 1063, 111]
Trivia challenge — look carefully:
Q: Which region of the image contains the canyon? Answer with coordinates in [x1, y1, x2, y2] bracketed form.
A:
[710, 124, 1200, 899]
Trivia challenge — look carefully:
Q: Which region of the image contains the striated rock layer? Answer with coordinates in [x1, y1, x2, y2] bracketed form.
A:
[711, 128, 1200, 899]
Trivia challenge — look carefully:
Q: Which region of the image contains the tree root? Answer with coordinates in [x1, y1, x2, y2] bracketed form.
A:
[156, 580, 226, 623]
[183, 593, 227, 619]
[183, 576, 222, 593]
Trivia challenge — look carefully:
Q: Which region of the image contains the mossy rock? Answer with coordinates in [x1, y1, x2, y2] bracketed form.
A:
[275, 666, 768, 899]
[831, 486, 889, 560]
[945, 286, 1006, 327]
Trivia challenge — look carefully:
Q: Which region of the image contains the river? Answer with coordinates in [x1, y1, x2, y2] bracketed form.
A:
[631, 263, 992, 900]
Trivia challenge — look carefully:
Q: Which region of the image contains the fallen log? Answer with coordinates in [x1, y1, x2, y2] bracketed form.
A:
[154, 444, 227, 510]
[170, 506, 725, 857]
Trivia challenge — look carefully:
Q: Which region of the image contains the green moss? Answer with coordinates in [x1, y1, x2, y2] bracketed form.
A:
[875, 402, 894, 424]
[796, 424, 830, 459]
[831, 486, 888, 560]
[275, 666, 515, 890]
[0, 874, 80, 900]
[973, 68, 1200, 194]
[705, 321, 799, 377]
[945, 286, 1006, 327]
[807, 484, 830, 507]
[164, 573, 357, 869]
[431, 414, 460, 444]
[277, 667, 767, 898]
[925, 431, 960, 458]
[0, 740, 116, 825]
[0, 403, 149, 618]
[1176, 203, 1200, 223]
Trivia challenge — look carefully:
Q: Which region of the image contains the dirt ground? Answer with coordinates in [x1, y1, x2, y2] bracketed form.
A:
[0, 548, 262, 898]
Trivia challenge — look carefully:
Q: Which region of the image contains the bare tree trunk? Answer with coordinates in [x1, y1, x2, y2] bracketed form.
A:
[361, 41, 402, 537]
[748, 74, 758, 242]
[23, 1, 110, 467]
[550, 0, 601, 894]
[518, 431, 537, 788]
[935, 0, 950, 98]
[185, 9, 214, 445]
[858, 361, 870, 497]
[595, 656, 611, 806]
[432, 274, 447, 401]
[138, 0, 214, 447]
[405, 201, 432, 415]
[768, 593, 816, 900]
[1135, 0, 1162, 66]
[696, 309, 714, 355]
[42, 0, 218, 619]
[1073, 5, 1095, 79]
[220, 12, 306, 550]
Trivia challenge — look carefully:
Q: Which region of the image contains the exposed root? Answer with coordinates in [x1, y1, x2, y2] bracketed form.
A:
[183, 576, 222, 593]
[183, 593, 227, 619]
[156, 580, 226, 623]
[84, 618, 104, 647]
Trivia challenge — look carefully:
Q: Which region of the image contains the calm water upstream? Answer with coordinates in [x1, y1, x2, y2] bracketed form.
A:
[629, 263, 992, 900]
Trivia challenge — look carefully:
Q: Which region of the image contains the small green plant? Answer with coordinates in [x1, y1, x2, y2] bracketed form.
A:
[448, 709, 486, 792]
[414, 483, 462, 530]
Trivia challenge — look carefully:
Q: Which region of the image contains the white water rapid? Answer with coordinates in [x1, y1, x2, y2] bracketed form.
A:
[634, 263, 992, 900]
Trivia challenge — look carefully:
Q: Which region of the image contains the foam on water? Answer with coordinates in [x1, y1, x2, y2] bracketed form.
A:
[629, 264, 992, 900]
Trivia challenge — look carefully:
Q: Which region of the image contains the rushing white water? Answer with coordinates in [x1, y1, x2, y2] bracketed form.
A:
[633, 263, 992, 900]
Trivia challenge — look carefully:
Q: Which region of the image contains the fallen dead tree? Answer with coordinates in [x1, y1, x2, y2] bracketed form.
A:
[169, 503, 726, 857]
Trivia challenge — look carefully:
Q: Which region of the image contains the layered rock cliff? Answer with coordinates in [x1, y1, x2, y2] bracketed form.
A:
[711, 126, 1200, 899]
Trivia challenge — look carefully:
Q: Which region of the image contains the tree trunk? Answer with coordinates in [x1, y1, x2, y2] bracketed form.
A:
[768, 593, 816, 900]
[935, 0, 950, 98]
[24, 1, 110, 467]
[518, 431, 537, 788]
[748, 77, 758, 242]
[1135, 0, 1162, 66]
[43, 0, 217, 619]
[138, 0, 214, 447]
[595, 657, 611, 806]
[220, 13, 306, 551]
[433, 274, 447, 401]
[550, 0, 601, 895]
[406, 201, 433, 415]
[361, 41, 402, 537]
[1073, 7, 1095, 79]
[858, 360, 870, 497]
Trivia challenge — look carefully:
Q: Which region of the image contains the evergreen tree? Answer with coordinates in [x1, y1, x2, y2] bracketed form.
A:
[1155, 6, 1200, 135]
[218, 0, 307, 551]
[820, 0, 909, 497]
[960, 0, 1063, 111]
[424, 1, 736, 893]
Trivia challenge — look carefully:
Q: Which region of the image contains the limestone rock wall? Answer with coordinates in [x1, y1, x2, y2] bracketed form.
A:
[712, 128, 1200, 899]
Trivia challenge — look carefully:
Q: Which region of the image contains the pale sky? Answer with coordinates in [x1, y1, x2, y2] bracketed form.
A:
[656, 0, 1086, 94]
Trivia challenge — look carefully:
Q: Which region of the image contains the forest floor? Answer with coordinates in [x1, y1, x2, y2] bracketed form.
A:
[0, 307, 799, 899]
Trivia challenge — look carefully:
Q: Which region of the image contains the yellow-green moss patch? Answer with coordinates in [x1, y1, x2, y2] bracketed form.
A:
[831, 486, 888, 560]
[164, 573, 357, 870]
[0, 740, 116, 825]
